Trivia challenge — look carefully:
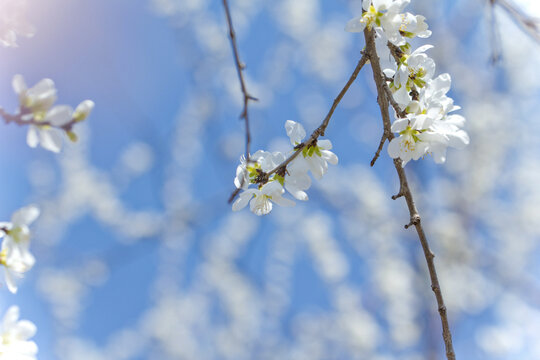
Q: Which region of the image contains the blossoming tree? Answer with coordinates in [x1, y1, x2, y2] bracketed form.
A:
[3, 0, 540, 359]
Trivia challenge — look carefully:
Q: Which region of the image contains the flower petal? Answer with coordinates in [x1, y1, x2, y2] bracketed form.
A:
[12, 205, 40, 226]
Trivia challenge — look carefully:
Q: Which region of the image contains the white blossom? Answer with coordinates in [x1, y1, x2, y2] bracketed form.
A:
[284, 169, 311, 201]
[12, 75, 57, 119]
[285, 119, 306, 145]
[387, 74, 469, 165]
[0, 205, 39, 248]
[391, 45, 436, 106]
[11, 75, 94, 152]
[0, 205, 39, 293]
[345, 0, 411, 45]
[234, 150, 285, 190]
[0, 306, 38, 360]
[73, 100, 95, 122]
[384, 12, 431, 45]
[27, 105, 73, 153]
[232, 180, 295, 216]
[0, 237, 34, 293]
[285, 121, 338, 180]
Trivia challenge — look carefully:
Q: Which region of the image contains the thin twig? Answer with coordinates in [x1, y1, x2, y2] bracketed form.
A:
[0, 107, 79, 132]
[229, 53, 367, 203]
[382, 82, 407, 119]
[370, 81, 405, 167]
[387, 41, 403, 63]
[493, 0, 540, 44]
[488, 0, 503, 64]
[370, 128, 390, 166]
[222, 0, 258, 203]
[266, 54, 368, 177]
[364, 28, 456, 360]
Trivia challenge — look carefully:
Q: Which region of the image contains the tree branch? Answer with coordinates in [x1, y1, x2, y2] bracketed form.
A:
[0, 107, 79, 133]
[492, 0, 540, 44]
[364, 28, 457, 360]
[266, 54, 368, 177]
[222, 0, 256, 153]
[222, 0, 258, 203]
[229, 53, 367, 203]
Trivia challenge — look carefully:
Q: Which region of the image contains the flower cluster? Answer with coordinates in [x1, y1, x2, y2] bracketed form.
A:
[0, 305, 37, 359]
[0, 0, 34, 47]
[346, 0, 469, 165]
[232, 120, 338, 215]
[0, 75, 95, 153]
[345, 0, 430, 46]
[0, 205, 39, 294]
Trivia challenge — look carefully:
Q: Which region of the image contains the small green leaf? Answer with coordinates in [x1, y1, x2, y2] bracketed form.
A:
[274, 174, 285, 186]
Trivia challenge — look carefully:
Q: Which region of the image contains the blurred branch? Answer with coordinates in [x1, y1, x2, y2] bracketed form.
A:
[222, 0, 257, 202]
[490, 0, 540, 59]
[363, 28, 456, 360]
[488, 0, 503, 64]
[0, 107, 79, 133]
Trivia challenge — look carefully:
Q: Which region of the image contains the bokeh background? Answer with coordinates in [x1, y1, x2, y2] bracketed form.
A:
[1, 0, 540, 359]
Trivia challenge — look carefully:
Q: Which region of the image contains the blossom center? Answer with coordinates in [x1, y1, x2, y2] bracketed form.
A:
[362, 5, 382, 29]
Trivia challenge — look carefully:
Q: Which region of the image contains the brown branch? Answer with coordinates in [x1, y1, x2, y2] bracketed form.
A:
[493, 0, 540, 44]
[364, 28, 456, 360]
[266, 54, 368, 177]
[0, 107, 79, 132]
[222, 2, 256, 153]
[229, 53, 367, 203]
[222, 0, 259, 203]
[382, 82, 407, 118]
[370, 129, 390, 166]
[387, 41, 403, 63]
